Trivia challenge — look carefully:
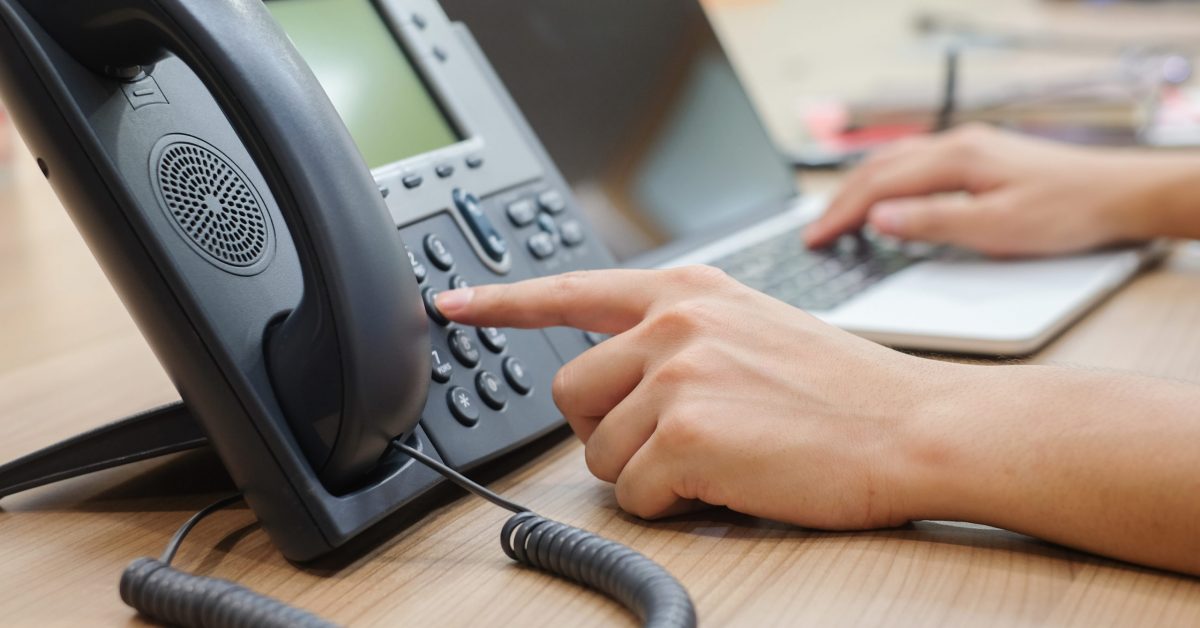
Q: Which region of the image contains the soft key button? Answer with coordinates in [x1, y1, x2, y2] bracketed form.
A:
[537, 189, 566, 214]
[453, 188, 508, 262]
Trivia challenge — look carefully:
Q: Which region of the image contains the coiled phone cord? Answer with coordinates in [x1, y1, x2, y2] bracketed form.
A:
[119, 495, 334, 628]
[119, 440, 697, 628]
[395, 441, 697, 628]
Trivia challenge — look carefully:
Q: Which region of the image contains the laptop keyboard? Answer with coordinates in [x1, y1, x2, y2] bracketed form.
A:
[713, 231, 965, 312]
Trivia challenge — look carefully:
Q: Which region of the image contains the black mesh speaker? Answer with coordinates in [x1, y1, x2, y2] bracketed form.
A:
[151, 134, 275, 275]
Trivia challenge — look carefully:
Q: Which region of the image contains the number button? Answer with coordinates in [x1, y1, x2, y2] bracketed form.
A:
[422, 288, 449, 326]
[447, 386, 480, 426]
[478, 327, 507, 353]
[423, 233, 454, 270]
[502, 357, 531, 395]
[431, 349, 453, 383]
[448, 329, 480, 367]
[475, 371, 507, 410]
[407, 248, 427, 283]
[449, 274, 470, 290]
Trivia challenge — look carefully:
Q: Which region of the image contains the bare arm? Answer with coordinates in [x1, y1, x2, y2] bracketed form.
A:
[917, 364, 1200, 575]
[437, 268, 1200, 575]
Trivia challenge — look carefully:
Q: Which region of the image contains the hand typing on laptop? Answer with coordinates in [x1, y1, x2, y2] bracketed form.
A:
[805, 124, 1200, 255]
[438, 266, 1200, 577]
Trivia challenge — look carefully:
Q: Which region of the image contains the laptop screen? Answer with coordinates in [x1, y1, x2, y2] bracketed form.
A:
[439, 0, 798, 261]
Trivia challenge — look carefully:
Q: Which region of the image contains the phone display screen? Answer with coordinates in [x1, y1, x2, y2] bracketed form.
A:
[267, 0, 460, 168]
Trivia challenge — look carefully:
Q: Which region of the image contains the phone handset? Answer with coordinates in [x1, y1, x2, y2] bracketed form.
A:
[26, 0, 430, 491]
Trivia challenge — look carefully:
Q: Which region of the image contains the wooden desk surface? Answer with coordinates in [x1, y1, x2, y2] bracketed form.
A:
[4, 3, 1200, 626]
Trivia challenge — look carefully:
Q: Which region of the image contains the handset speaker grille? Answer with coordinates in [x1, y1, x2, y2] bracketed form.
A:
[152, 136, 275, 274]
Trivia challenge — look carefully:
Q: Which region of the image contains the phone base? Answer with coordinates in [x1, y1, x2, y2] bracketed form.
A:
[0, 401, 207, 498]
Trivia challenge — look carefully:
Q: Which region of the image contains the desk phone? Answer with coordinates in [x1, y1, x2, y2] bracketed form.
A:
[0, 0, 694, 625]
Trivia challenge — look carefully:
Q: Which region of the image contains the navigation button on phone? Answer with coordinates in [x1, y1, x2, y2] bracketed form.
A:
[560, 220, 586, 247]
[506, 199, 537, 226]
[537, 189, 566, 214]
[527, 232, 556, 259]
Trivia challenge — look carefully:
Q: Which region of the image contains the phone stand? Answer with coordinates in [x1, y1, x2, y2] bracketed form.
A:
[0, 402, 208, 498]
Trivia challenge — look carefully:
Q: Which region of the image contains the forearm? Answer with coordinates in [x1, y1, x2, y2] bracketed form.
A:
[1109, 152, 1200, 242]
[910, 363, 1200, 575]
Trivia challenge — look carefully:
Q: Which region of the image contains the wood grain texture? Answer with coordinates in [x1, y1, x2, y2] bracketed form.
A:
[3, 1, 1200, 626]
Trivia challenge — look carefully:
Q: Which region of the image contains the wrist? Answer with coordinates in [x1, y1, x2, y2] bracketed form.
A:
[892, 361, 1014, 524]
[1100, 152, 1200, 242]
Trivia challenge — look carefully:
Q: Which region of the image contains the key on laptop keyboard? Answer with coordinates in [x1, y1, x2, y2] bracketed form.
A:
[713, 231, 957, 312]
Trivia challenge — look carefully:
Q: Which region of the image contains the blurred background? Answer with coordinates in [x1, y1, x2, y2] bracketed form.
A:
[705, 0, 1200, 160]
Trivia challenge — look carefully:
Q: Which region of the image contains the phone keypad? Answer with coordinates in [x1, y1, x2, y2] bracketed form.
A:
[400, 188, 604, 469]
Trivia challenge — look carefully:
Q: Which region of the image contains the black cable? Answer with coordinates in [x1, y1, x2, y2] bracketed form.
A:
[391, 441, 696, 628]
[396, 440, 528, 514]
[160, 493, 244, 565]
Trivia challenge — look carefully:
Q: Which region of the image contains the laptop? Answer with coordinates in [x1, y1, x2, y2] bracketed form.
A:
[438, 0, 1161, 355]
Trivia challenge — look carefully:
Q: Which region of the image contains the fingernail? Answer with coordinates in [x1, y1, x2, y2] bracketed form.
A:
[870, 202, 907, 233]
[435, 288, 474, 313]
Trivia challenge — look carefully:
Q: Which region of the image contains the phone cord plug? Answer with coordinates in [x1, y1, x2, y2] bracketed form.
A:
[118, 494, 335, 628]
[393, 441, 697, 628]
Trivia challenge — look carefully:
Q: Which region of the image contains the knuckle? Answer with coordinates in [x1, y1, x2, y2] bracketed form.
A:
[644, 306, 701, 339]
[549, 270, 587, 296]
[547, 270, 592, 310]
[655, 407, 707, 454]
[641, 297, 726, 342]
[648, 349, 709, 388]
[669, 264, 730, 288]
[945, 123, 991, 156]
[614, 483, 657, 519]
[583, 442, 616, 482]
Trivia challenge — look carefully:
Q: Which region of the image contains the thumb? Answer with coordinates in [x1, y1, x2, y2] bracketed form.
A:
[867, 195, 987, 244]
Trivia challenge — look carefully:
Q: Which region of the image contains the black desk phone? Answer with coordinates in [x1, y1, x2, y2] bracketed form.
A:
[0, 0, 694, 626]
